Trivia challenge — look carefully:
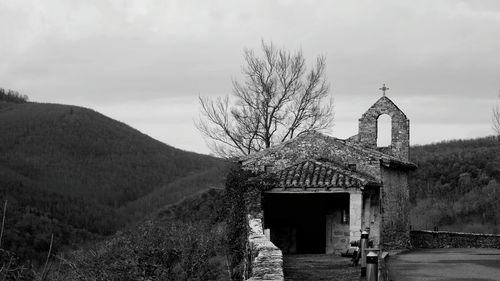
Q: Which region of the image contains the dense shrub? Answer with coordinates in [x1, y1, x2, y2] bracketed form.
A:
[0, 249, 36, 280]
[223, 163, 275, 280]
[224, 165, 253, 281]
[50, 221, 226, 281]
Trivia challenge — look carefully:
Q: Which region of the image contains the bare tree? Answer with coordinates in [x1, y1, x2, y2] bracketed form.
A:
[494, 95, 500, 136]
[196, 41, 334, 157]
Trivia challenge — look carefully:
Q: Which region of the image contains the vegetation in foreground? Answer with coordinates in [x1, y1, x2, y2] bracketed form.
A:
[0, 188, 232, 280]
[42, 165, 253, 281]
[47, 188, 231, 281]
[0, 165, 251, 281]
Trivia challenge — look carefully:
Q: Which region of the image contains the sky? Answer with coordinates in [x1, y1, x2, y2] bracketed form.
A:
[1, 0, 500, 154]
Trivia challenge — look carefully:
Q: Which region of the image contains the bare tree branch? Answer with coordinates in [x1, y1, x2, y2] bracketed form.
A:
[196, 40, 334, 157]
[493, 102, 500, 136]
[0, 200, 7, 249]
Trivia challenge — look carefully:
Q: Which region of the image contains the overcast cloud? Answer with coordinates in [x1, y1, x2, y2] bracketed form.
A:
[1, 0, 499, 154]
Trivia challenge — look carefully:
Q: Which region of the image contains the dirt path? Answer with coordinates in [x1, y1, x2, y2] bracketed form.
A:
[283, 254, 360, 281]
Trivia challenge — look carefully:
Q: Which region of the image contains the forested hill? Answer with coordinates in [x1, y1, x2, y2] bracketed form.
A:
[409, 136, 500, 233]
[0, 101, 227, 262]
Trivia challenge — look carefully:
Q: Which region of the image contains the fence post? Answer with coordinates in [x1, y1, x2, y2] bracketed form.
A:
[366, 251, 378, 281]
[360, 230, 369, 277]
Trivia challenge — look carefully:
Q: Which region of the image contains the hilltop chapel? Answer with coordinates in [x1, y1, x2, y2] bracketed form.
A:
[241, 89, 416, 254]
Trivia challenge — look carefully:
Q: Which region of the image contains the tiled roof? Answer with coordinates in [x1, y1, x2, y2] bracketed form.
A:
[273, 159, 376, 189]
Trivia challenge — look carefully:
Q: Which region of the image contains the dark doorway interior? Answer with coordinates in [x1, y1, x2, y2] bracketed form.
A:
[263, 193, 348, 254]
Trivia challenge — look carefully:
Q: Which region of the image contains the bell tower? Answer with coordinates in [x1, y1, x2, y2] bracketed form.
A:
[358, 85, 410, 161]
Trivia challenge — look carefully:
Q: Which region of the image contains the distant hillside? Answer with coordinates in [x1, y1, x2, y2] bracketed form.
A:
[409, 136, 500, 233]
[120, 165, 228, 221]
[0, 101, 227, 262]
[0, 101, 222, 206]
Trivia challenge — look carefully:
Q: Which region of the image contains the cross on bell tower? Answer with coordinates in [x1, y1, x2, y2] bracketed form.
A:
[379, 83, 389, 96]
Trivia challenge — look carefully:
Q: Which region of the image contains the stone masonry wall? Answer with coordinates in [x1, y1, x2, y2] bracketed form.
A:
[247, 215, 284, 281]
[380, 166, 410, 249]
[358, 96, 409, 161]
[349, 192, 363, 244]
[411, 230, 500, 249]
[362, 190, 381, 246]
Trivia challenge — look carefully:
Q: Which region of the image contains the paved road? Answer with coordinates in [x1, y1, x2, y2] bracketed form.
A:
[388, 248, 500, 281]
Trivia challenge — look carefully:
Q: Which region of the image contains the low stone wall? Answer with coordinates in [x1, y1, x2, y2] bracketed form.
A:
[247, 215, 284, 281]
[411, 230, 500, 249]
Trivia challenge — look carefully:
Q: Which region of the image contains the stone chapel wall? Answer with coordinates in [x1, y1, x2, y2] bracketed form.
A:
[380, 166, 410, 249]
[358, 96, 410, 161]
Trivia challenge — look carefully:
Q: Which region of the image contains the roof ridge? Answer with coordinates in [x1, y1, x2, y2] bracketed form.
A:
[319, 133, 416, 166]
[240, 131, 416, 170]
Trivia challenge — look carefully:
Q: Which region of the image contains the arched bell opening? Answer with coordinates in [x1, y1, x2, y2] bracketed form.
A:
[377, 114, 392, 147]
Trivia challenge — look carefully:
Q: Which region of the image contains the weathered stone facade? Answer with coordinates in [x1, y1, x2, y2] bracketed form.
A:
[380, 167, 411, 249]
[357, 96, 410, 161]
[247, 215, 284, 281]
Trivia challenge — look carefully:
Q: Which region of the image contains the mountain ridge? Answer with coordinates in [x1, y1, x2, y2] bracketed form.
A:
[0, 100, 226, 262]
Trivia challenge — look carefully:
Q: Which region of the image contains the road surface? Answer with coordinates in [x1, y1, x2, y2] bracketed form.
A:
[388, 248, 500, 281]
